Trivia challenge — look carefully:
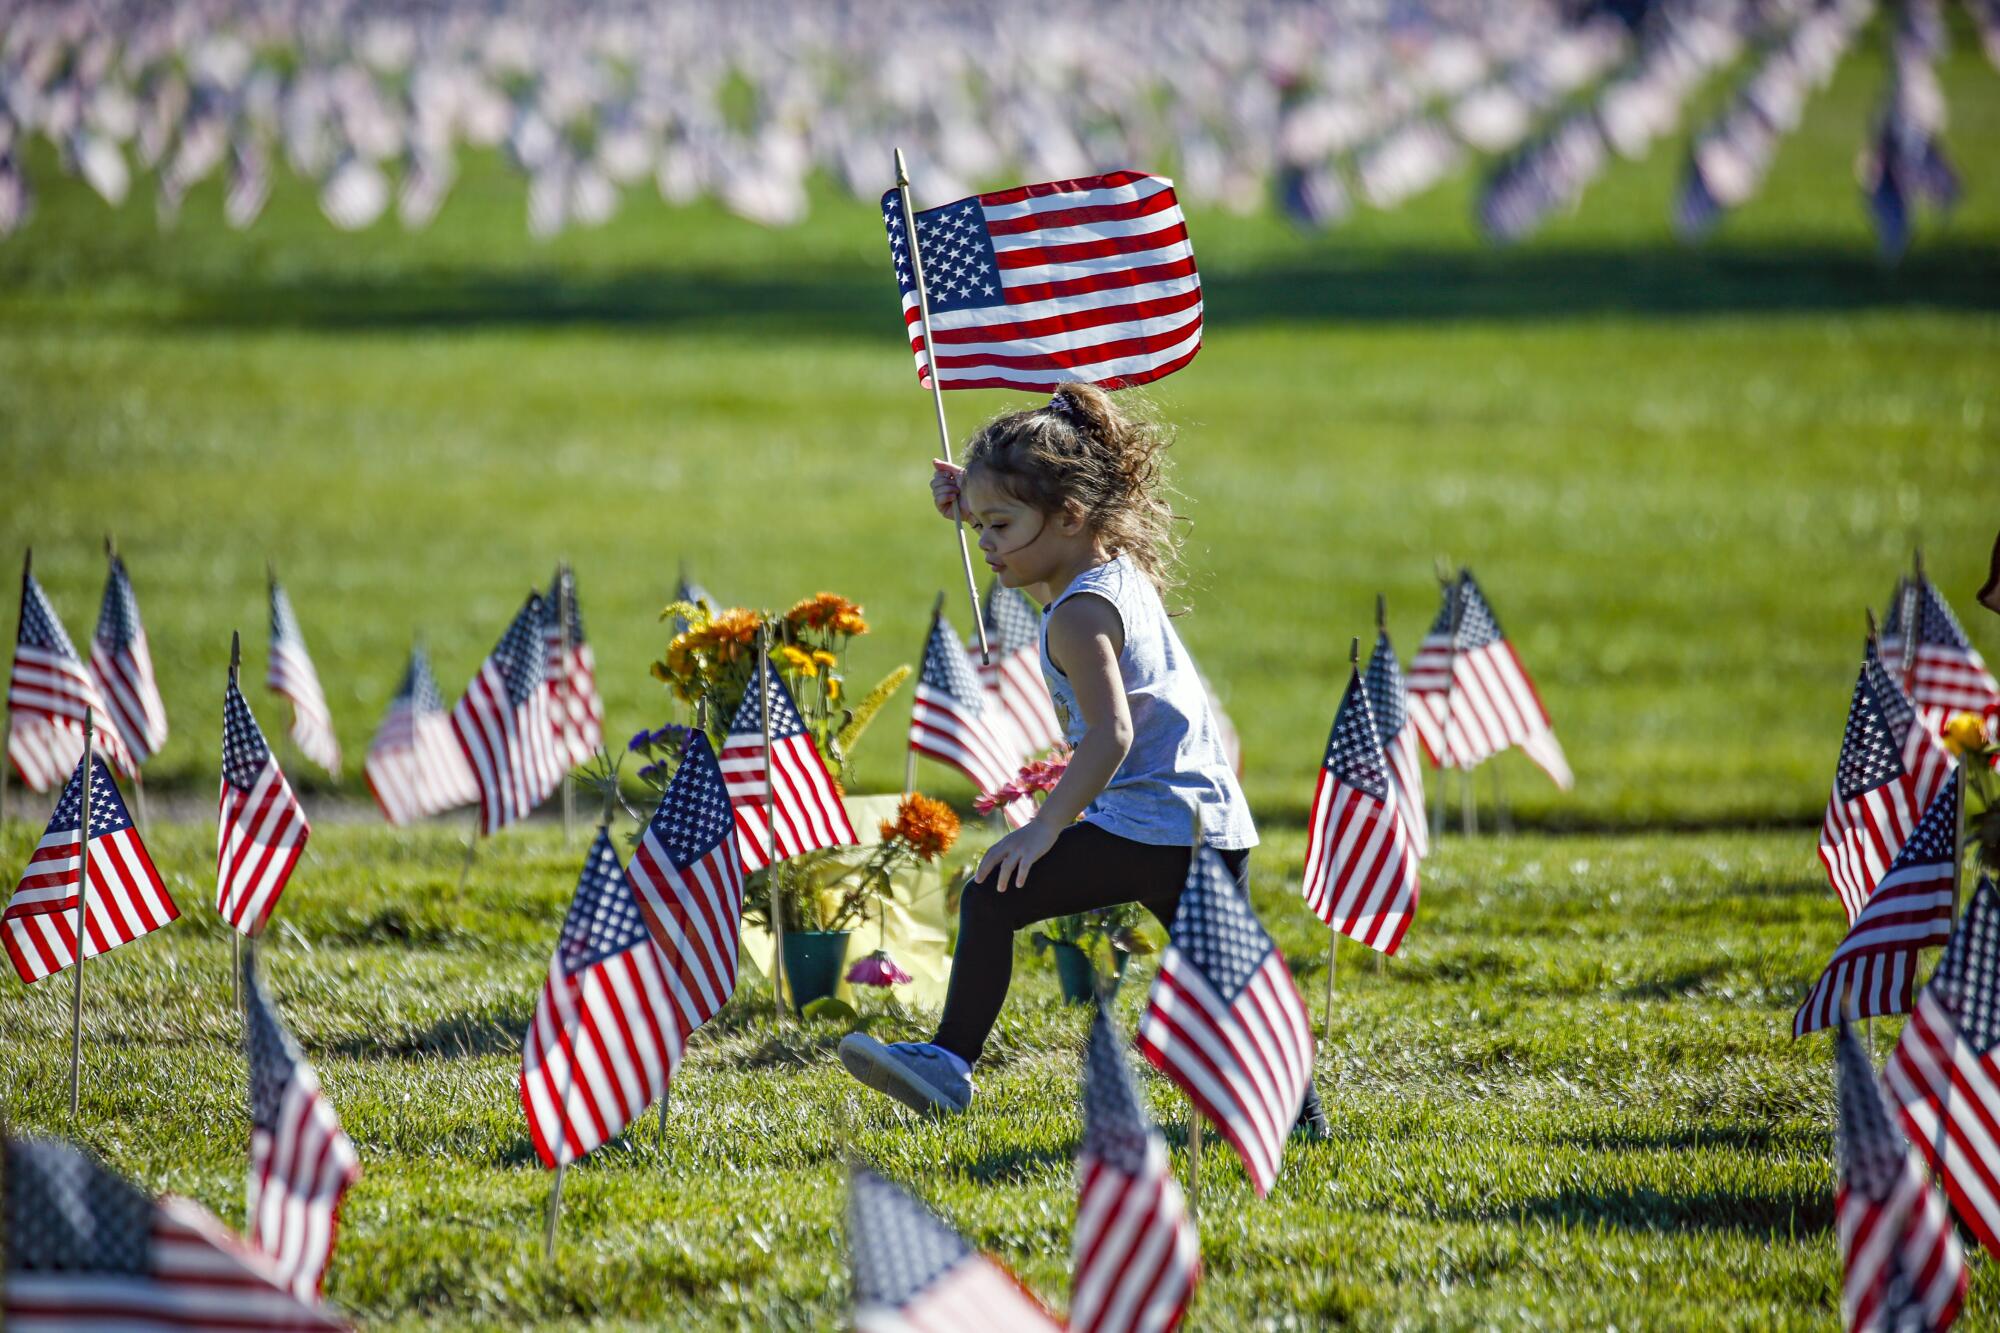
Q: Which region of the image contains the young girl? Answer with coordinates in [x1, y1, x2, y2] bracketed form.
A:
[839, 383, 1325, 1136]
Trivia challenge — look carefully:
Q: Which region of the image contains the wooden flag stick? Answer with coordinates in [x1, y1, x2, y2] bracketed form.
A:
[1953, 766, 1968, 923]
[1187, 1110, 1203, 1217]
[1461, 769, 1478, 837]
[456, 807, 479, 896]
[893, 147, 990, 666]
[1491, 762, 1511, 835]
[68, 708, 96, 1120]
[760, 622, 788, 1024]
[545, 1164, 565, 1262]
[3, 548, 27, 828]
[1324, 637, 1362, 1037]
[558, 561, 577, 847]
[229, 633, 243, 1008]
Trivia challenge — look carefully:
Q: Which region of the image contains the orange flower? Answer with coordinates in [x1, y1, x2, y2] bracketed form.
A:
[882, 793, 960, 862]
[707, 608, 762, 645]
[787, 592, 868, 637]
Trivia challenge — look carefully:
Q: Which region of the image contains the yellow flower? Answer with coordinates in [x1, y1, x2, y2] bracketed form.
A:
[812, 650, 838, 669]
[1942, 712, 1991, 756]
[827, 677, 841, 702]
[776, 645, 817, 677]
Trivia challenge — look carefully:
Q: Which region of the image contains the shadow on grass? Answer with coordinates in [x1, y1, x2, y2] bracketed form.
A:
[1450, 1184, 1831, 1238]
[1550, 1122, 1795, 1156]
[320, 1011, 527, 1060]
[156, 243, 2000, 335]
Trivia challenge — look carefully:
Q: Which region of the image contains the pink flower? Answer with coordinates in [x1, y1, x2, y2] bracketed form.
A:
[845, 950, 913, 988]
[976, 749, 1072, 813]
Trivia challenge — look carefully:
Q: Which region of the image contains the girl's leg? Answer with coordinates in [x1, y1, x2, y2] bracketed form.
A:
[932, 823, 1191, 1064]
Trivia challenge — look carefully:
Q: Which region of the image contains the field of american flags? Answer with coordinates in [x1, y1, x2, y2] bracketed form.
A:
[0, 817, 1995, 1327]
[1, 26, 1999, 1330]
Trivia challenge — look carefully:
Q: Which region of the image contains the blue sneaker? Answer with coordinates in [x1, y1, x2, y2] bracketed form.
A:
[838, 1035, 973, 1115]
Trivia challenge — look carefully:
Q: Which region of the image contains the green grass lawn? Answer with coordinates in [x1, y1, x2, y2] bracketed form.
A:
[0, 29, 1995, 829]
[2, 819, 1970, 1329]
[4, 14, 2000, 1328]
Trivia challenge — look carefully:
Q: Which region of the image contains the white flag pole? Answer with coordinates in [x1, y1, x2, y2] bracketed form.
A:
[905, 594, 944, 797]
[68, 708, 97, 1120]
[760, 622, 789, 1025]
[893, 147, 991, 666]
[3, 548, 26, 829]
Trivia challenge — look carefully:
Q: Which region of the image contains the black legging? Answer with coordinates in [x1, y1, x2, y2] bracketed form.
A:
[932, 821, 1251, 1064]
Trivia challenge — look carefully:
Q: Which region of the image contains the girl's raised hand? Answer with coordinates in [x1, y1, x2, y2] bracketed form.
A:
[975, 817, 1058, 893]
[931, 459, 967, 521]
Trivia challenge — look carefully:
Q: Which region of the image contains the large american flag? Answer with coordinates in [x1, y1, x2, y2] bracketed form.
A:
[1071, 1002, 1199, 1333]
[627, 731, 746, 1046]
[910, 612, 1022, 803]
[242, 950, 360, 1302]
[880, 170, 1201, 392]
[89, 552, 169, 767]
[1301, 670, 1421, 956]
[1819, 645, 1956, 925]
[718, 659, 856, 871]
[847, 1163, 1060, 1332]
[975, 581, 1064, 759]
[1886, 877, 2000, 1261]
[1407, 572, 1571, 789]
[267, 575, 341, 778]
[451, 591, 565, 836]
[543, 563, 604, 769]
[520, 828, 680, 1169]
[1795, 771, 1959, 1039]
[4, 753, 176, 984]
[362, 644, 478, 826]
[1365, 624, 1429, 861]
[1905, 576, 1999, 723]
[219, 675, 311, 937]
[1836, 1021, 1966, 1332]
[1137, 846, 1313, 1199]
[2, 1137, 348, 1331]
[10, 565, 137, 790]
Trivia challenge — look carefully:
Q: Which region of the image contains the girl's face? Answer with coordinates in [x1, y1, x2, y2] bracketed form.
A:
[962, 470, 1087, 590]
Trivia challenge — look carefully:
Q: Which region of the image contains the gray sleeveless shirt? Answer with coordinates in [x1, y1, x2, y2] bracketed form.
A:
[1040, 555, 1257, 849]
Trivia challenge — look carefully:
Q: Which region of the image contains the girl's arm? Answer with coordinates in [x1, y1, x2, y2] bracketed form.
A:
[975, 593, 1129, 891]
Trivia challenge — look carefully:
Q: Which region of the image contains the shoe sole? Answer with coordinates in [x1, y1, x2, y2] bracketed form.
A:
[837, 1036, 965, 1116]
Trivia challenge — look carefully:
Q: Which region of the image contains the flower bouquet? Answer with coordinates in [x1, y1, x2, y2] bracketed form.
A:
[979, 747, 1157, 1002]
[1944, 708, 2000, 878]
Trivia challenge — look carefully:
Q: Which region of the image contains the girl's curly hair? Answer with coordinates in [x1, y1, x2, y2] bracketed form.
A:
[961, 382, 1182, 592]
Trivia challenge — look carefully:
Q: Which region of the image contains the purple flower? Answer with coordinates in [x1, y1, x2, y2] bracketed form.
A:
[637, 762, 666, 784]
[627, 727, 655, 753]
[845, 950, 913, 988]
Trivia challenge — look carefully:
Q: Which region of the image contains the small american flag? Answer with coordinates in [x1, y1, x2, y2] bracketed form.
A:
[362, 644, 478, 825]
[1796, 771, 1959, 1038]
[1840, 1021, 1967, 1332]
[881, 170, 1202, 391]
[520, 828, 680, 1169]
[847, 1163, 1060, 1332]
[1407, 572, 1571, 789]
[242, 949, 360, 1302]
[627, 731, 746, 1046]
[974, 581, 1064, 760]
[718, 659, 857, 871]
[910, 612, 1022, 805]
[1905, 577, 1999, 723]
[2, 1137, 348, 1331]
[1071, 1003, 1199, 1333]
[10, 565, 137, 790]
[5, 753, 176, 984]
[1879, 575, 1919, 689]
[267, 574, 341, 779]
[451, 591, 565, 836]
[1366, 624, 1429, 861]
[1819, 644, 1956, 924]
[1886, 877, 2000, 1262]
[89, 553, 169, 767]
[1137, 846, 1313, 1199]
[543, 563, 604, 769]
[1301, 670, 1421, 956]
[218, 674, 311, 937]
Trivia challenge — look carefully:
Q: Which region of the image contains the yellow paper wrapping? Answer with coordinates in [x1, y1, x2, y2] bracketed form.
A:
[738, 795, 955, 1008]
